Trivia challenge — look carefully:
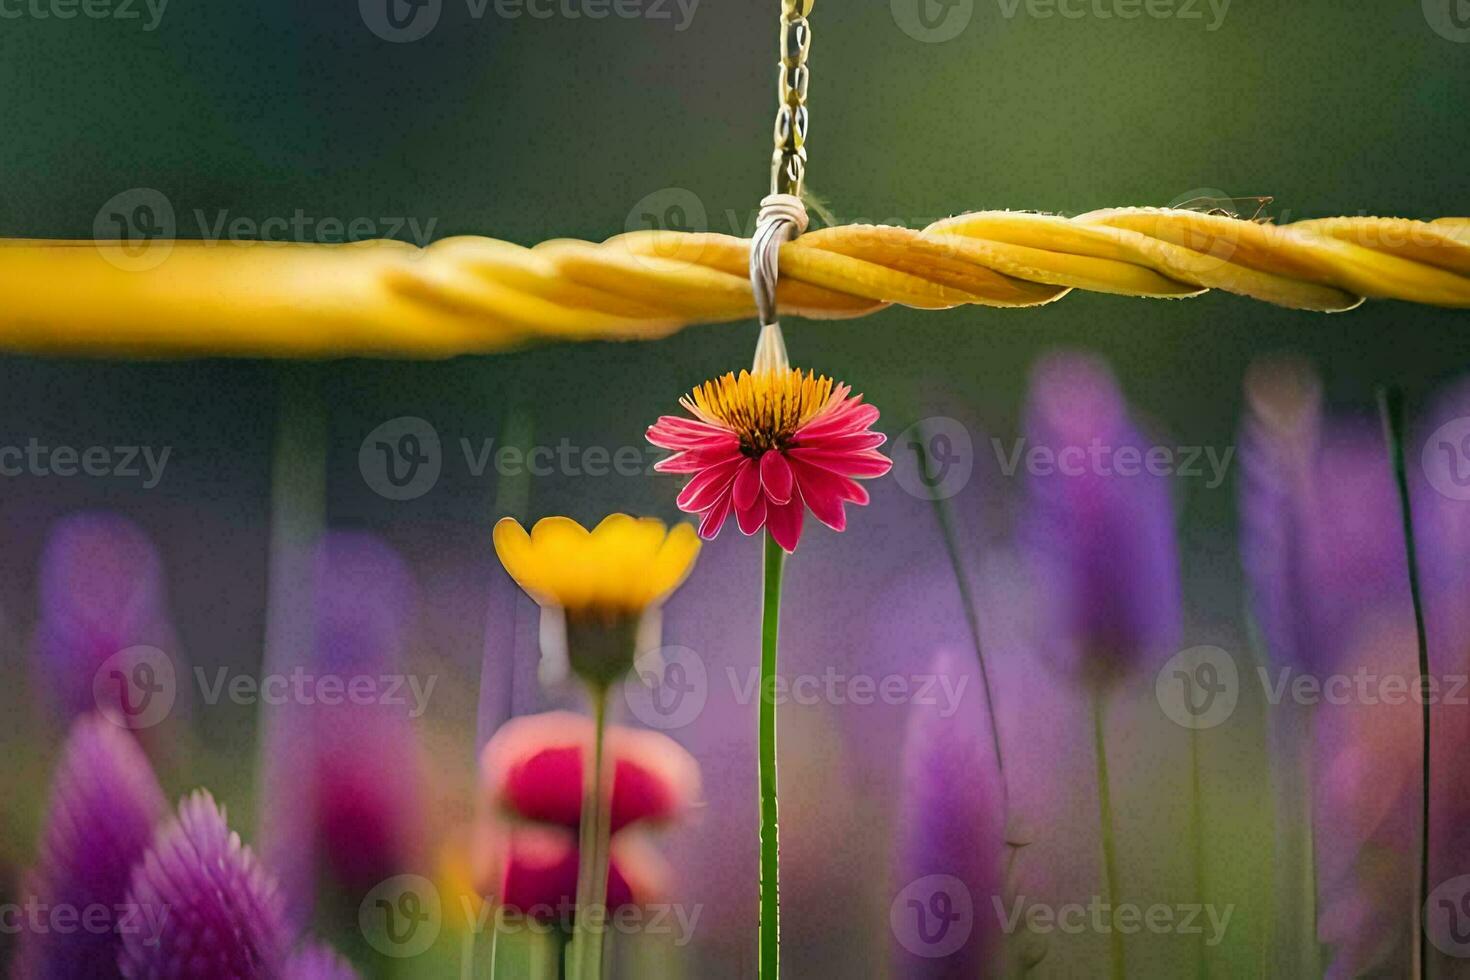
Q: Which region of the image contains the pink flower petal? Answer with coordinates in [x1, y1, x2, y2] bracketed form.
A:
[487, 823, 655, 914]
[731, 457, 762, 512]
[761, 451, 795, 505]
[698, 493, 733, 539]
[791, 459, 857, 531]
[483, 712, 700, 833]
[766, 494, 805, 552]
[735, 494, 768, 536]
[676, 455, 744, 512]
[797, 400, 878, 440]
[803, 430, 888, 454]
[786, 447, 894, 478]
[654, 447, 742, 474]
[646, 417, 737, 451]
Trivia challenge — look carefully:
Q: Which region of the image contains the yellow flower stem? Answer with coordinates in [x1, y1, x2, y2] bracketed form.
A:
[759, 531, 785, 980]
[568, 684, 613, 980]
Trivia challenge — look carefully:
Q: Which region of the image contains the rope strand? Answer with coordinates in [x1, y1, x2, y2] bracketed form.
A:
[0, 208, 1465, 358]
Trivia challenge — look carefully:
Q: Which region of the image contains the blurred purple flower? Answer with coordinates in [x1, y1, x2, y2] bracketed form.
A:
[12, 714, 167, 979]
[31, 513, 176, 721]
[1239, 359, 1423, 974]
[1021, 352, 1183, 682]
[260, 532, 426, 915]
[119, 790, 291, 979]
[1311, 625, 1419, 978]
[1411, 379, 1470, 971]
[280, 943, 361, 980]
[892, 649, 1005, 977]
[1238, 358, 1411, 674]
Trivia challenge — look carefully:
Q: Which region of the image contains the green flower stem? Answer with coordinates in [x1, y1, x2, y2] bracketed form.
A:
[1190, 725, 1208, 979]
[759, 531, 786, 980]
[1093, 689, 1124, 980]
[1378, 385, 1431, 980]
[568, 685, 613, 980]
[914, 429, 1006, 790]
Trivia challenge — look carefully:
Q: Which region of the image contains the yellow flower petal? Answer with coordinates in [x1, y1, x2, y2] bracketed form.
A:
[491, 513, 701, 617]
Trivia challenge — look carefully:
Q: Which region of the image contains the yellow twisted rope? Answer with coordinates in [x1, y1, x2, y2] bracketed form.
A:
[1, 208, 1466, 358]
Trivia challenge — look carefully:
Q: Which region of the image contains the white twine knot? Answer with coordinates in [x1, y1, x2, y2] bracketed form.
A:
[750, 193, 808, 373]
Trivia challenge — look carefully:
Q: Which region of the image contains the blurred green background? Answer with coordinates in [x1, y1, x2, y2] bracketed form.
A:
[0, 1, 1465, 977]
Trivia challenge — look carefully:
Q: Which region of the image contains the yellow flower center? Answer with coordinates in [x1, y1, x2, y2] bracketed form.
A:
[681, 368, 836, 454]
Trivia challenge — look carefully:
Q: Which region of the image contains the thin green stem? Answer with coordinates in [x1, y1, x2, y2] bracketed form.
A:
[1093, 690, 1124, 980]
[759, 531, 786, 980]
[1190, 725, 1208, 980]
[568, 687, 613, 980]
[487, 913, 499, 980]
[911, 425, 1007, 794]
[1378, 386, 1431, 980]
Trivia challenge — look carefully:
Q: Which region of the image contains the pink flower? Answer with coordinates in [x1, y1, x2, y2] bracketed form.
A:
[647, 368, 892, 552]
[474, 711, 699, 915]
[476, 823, 669, 917]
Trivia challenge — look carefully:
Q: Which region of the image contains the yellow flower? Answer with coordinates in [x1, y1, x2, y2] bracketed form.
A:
[493, 515, 700, 688]
[493, 514, 700, 618]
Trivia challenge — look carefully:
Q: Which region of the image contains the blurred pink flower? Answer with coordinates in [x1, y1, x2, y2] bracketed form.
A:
[475, 711, 698, 915]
